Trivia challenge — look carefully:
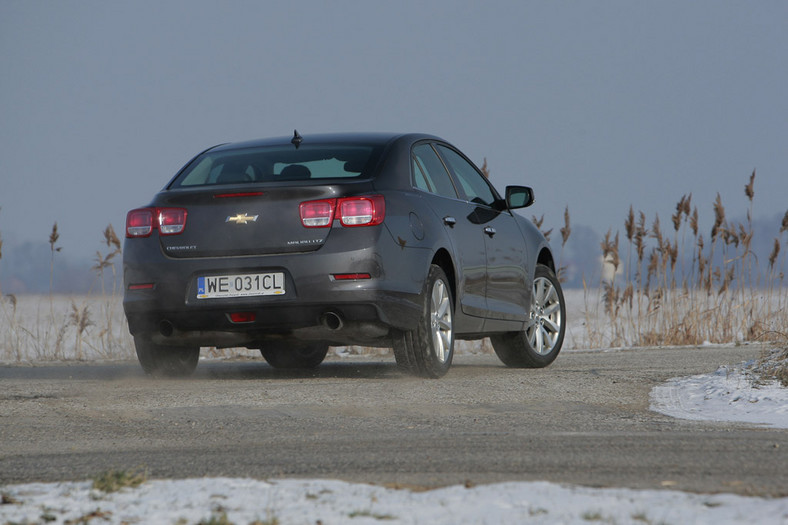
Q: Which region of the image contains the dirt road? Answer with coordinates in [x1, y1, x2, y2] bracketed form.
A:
[1, 345, 785, 496]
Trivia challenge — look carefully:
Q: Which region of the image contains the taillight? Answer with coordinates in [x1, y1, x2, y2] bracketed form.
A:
[338, 196, 385, 227]
[126, 209, 154, 237]
[300, 199, 336, 228]
[299, 196, 385, 228]
[158, 208, 187, 235]
[126, 207, 187, 237]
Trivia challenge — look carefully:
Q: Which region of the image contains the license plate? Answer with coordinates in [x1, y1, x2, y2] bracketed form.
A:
[196, 272, 285, 299]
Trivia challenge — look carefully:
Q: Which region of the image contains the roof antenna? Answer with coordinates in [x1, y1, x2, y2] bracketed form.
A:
[291, 129, 303, 149]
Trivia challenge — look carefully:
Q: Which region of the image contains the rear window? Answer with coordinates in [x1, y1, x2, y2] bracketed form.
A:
[170, 144, 382, 188]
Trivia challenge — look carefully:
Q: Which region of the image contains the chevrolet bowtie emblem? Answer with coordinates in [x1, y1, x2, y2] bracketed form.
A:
[226, 213, 259, 224]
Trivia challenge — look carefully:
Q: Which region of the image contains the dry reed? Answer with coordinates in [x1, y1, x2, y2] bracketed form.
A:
[584, 171, 787, 348]
[48, 222, 61, 295]
[556, 206, 571, 282]
[0, 222, 133, 361]
[480, 157, 490, 179]
[69, 301, 92, 360]
[531, 214, 552, 242]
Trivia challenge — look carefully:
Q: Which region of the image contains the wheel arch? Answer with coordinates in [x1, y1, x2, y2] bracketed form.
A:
[431, 248, 457, 304]
[537, 247, 555, 273]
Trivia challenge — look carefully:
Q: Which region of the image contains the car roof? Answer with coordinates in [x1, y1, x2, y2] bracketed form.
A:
[207, 132, 445, 153]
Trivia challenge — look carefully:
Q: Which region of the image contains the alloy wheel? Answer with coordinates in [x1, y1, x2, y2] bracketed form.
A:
[430, 279, 453, 363]
[526, 276, 562, 355]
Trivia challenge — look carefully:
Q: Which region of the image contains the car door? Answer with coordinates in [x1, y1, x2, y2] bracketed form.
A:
[434, 145, 529, 324]
[411, 143, 487, 330]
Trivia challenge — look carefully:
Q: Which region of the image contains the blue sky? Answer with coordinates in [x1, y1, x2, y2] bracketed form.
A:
[1, 1, 787, 263]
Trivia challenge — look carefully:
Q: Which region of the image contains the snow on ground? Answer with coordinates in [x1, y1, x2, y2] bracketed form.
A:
[2, 477, 787, 525]
[651, 360, 788, 429]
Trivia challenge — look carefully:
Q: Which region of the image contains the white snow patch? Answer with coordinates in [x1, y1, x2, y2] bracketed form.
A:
[651, 363, 788, 428]
[2, 477, 787, 525]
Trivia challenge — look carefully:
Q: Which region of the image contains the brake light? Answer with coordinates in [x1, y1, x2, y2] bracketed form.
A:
[214, 192, 264, 199]
[338, 196, 385, 227]
[299, 195, 385, 228]
[300, 199, 336, 228]
[126, 207, 188, 237]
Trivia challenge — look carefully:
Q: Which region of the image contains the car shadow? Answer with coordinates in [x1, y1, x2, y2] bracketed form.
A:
[0, 355, 502, 382]
[0, 359, 405, 382]
[195, 359, 403, 381]
[0, 362, 145, 381]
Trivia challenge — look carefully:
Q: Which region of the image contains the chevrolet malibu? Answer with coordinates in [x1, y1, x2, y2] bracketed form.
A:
[123, 132, 565, 378]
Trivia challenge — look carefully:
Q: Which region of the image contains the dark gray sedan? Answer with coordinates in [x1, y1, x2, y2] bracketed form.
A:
[123, 132, 565, 378]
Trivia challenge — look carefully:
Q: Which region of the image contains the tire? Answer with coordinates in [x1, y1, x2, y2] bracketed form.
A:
[260, 341, 329, 369]
[491, 264, 565, 368]
[134, 336, 200, 377]
[393, 264, 454, 378]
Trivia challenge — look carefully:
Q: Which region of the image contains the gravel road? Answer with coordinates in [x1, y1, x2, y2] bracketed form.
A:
[1, 345, 785, 496]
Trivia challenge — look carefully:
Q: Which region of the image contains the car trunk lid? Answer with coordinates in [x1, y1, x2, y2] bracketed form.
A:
[154, 184, 371, 258]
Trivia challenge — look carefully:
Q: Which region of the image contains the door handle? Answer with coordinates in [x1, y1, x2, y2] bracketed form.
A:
[484, 226, 496, 237]
[443, 216, 457, 227]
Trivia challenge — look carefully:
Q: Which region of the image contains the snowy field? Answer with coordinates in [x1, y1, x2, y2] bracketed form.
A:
[1, 291, 787, 524]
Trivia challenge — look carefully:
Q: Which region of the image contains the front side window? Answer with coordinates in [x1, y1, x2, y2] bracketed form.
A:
[170, 145, 381, 188]
[436, 145, 497, 207]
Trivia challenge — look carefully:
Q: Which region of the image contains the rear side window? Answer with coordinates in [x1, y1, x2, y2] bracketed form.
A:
[171, 144, 381, 187]
[411, 144, 458, 199]
[436, 145, 497, 207]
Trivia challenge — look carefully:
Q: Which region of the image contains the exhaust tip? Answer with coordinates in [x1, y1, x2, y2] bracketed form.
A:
[159, 320, 174, 337]
[321, 311, 343, 331]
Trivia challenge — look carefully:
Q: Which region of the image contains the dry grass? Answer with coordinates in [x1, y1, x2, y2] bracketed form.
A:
[751, 338, 788, 387]
[92, 467, 148, 493]
[0, 222, 133, 361]
[577, 171, 788, 348]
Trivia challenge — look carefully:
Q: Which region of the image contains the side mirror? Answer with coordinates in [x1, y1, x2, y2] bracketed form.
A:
[505, 186, 535, 209]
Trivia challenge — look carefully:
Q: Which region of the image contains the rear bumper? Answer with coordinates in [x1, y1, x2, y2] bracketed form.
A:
[123, 227, 430, 347]
[125, 301, 408, 348]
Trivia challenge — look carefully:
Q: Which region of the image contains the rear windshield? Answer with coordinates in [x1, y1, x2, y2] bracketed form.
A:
[170, 144, 383, 188]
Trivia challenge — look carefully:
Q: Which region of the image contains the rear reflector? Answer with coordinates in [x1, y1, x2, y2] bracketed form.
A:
[128, 283, 155, 290]
[332, 273, 372, 280]
[229, 312, 256, 323]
